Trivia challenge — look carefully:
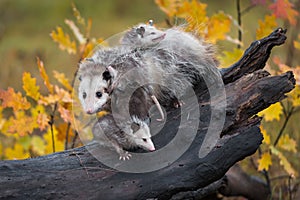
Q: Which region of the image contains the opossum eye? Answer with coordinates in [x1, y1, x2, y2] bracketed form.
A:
[150, 32, 156, 35]
[142, 138, 147, 142]
[95, 91, 102, 98]
[82, 92, 87, 99]
[78, 76, 82, 81]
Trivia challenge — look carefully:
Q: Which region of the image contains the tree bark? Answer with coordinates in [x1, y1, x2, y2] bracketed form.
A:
[0, 28, 294, 200]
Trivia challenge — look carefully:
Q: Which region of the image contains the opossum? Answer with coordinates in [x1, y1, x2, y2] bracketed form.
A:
[121, 20, 166, 48]
[78, 23, 220, 159]
[93, 113, 155, 160]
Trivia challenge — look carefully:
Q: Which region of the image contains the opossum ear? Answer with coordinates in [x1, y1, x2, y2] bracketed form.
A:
[107, 66, 118, 78]
[102, 70, 112, 81]
[103, 66, 118, 81]
[148, 19, 154, 26]
[136, 26, 145, 37]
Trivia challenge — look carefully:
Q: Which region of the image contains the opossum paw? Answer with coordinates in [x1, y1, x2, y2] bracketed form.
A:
[119, 151, 132, 161]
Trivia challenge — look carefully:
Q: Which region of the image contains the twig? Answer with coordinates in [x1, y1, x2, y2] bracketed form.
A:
[71, 130, 79, 149]
[64, 122, 71, 150]
[49, 103, 58, 153]
[274, 106, 295, 147]
[258, 147, 272, 194]
[236, 0, 242, 49]
[241, 4, 256, 15]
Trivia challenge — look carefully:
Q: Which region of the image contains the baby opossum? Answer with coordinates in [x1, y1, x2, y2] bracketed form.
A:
[93, 113, 155, 160]
[121, 20, 166, 48]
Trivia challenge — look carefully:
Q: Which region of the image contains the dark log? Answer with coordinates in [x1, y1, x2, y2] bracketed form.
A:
[0, 28, 295, 200]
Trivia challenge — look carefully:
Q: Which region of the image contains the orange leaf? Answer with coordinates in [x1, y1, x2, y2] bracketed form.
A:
[0, 87, 30, 112]
[37, 57, 54, 94]
[22, 72, 40, 101]
[55, 86, 73, 103]
[38, 94, 60, 105]
[53, 70, 73, 91]
[269, 0, 299, 25]
[58, 104, 72, 123]
[7, 111, 37, 136]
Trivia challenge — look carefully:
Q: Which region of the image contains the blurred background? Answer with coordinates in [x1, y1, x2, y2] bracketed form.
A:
[0, 0, 167, 91]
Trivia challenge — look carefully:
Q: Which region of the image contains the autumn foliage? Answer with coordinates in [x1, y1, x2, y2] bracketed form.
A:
[0, 0, 299, 198]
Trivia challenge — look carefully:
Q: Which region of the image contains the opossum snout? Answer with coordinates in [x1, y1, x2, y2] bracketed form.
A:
[149, 147, 155, 151]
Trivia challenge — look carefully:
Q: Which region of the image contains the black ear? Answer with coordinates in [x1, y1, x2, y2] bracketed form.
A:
[102, 70, 112, 81]
[136, 27, 145, 38]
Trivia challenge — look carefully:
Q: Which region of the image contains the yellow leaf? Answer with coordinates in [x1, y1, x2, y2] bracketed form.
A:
[5, 143, 30, 160]
[294, 35, 300, 50]
[257, 102, 283, 121]
[43, 126, 65, 154]
[288, 86, 300, 107]
[53, 70, 73, 91]
[256, 14, 277, 39]
[154, 0, 183, 17]
[219, 48, 243, 68]
[22, 72, 40, 101]
[260, 126, 271, 145]
[0, 142, 2, 157]
[278, 134, 297, 153]
[177, 0, 208, 34]
[50, 26, 77, 54]
[257, 152, 272, 171]
[56, 123, 74, 142]
[207, 12, 231, 43]
[37, 57, 54, 94]
[0, 87, 31, 113]
[270, 146, 297, 176]
[31, 135, 46, 155]
[71, 3, 85, 25]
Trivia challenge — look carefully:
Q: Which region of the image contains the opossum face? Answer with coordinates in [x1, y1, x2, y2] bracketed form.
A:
[132, 121, 155, 151]
[136, 24, 166, 46]
[78, 75, 110, 114]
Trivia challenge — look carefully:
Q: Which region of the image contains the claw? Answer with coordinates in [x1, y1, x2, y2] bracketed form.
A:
[119, 151, 132, 161]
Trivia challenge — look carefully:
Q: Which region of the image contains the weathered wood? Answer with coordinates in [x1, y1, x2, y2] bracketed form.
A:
[0, 28, 295, 200]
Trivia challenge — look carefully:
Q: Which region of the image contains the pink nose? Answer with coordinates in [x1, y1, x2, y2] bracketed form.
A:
[86, 108, 93, 114]
[150, 147, 156, 151]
